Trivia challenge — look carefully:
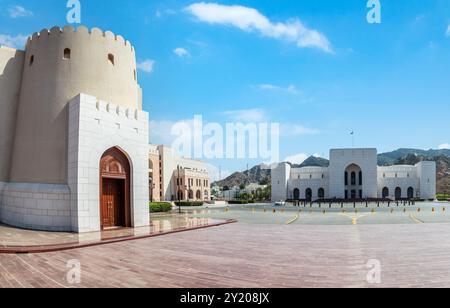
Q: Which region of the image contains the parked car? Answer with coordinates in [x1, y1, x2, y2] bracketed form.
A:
[274, 201, 286, 207]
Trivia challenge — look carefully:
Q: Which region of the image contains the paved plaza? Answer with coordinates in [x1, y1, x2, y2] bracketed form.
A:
[1, 203, 450, 288]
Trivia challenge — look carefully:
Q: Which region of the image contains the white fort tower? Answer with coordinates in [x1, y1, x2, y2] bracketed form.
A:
[0, 26, 149, 232]
[272, 149, 436, 202]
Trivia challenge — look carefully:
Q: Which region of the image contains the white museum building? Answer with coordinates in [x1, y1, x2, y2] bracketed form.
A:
[272, 148, 436, 202]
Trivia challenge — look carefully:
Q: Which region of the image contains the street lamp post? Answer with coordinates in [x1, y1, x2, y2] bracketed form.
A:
[177, 165, 182, 214]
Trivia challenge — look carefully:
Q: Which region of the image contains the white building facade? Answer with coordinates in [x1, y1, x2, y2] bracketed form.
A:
[149, 145, 211, 202]
[272, 149, 436, 202]
[0, 26, 149, 233]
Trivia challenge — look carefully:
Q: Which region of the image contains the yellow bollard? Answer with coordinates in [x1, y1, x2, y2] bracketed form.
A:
[443, 207, 446, 213]
[417, 208, 421, 213]
[355, 209, 358, 214]
[371, 208, 375, 214]
[432, 207, 435, 213]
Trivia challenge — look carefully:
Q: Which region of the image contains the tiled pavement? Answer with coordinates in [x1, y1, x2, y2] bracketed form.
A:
[1, 222, 450, 288]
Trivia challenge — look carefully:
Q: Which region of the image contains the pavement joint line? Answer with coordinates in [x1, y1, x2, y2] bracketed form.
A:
[409, 213, 424, 224]
[338, 213, 372, 225]
[286, 214, 300, 225]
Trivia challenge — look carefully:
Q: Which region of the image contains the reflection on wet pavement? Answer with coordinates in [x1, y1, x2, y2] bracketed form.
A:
[0, 215, 227, 249]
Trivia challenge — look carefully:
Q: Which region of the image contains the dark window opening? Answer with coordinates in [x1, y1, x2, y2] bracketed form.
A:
[63, 48, 71, 59]
[108, 53, 115, 65]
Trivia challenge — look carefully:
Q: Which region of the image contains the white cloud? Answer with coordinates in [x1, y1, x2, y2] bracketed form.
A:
[284, 153, 309, 165]
[137, 60, 155, 73]
[8, 5, 33, 18]
[223, 108, 266, 122]
[185, 2, 332, 53]
[446, 25, 450, 37]
[174, 47, 190, 57]
[281, 123, 319, 136]
[438, 143, 450, 150]
[255, 84, 300, 95]
[0, 34, 28, 49]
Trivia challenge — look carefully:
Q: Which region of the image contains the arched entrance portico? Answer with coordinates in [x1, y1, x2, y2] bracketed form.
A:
[100, 147, 131, 230]
[345, 164, 362, 199]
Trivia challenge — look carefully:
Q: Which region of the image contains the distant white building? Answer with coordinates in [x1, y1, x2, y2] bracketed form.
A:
[272, 148, 436, 202]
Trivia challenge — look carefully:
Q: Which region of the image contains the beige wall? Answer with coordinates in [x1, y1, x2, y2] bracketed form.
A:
[172, 173, 211, 201]
[149, 144, 212, 202]
[10, 26, 142, 184]
[0, 47, 24, 181]
[149, 152, 161, 202]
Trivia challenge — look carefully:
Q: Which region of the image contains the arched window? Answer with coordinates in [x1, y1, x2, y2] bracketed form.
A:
[305, 188, 313, 202]
[395, 187, 402, 200]
[345, 172, 349, 186]
[63, 48, 71, 59]
[177, 190, 184, 201]
[108, 53, 115, 65]
[351, 172, 356, 186]
[382, 187, 389, 199]
[318, 188, 325, 199]
[196, 190, 201, 200]
[29, 55, 34, 66]
[359, 171, 363, 186]
[407, 187, 414, 199]
[293, 188, 300, 200]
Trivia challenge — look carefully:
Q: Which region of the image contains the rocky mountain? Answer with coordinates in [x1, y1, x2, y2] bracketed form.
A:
[214, 164, 271, 188]
[214, 150, 450, 194]
[394, 154, 450, 195]
[293, 156, 330, 168]
[378, 148, 450, 166]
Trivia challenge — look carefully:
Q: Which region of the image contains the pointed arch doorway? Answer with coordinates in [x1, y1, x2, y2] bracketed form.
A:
[100, 147, 131, 230]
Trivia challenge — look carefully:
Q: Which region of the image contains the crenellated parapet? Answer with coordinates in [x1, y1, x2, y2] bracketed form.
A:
[10, 25, 143, 185]
[26, 25, 135, 54]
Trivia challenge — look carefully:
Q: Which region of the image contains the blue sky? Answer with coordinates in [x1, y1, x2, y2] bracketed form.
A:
[1, 0, 450, 180]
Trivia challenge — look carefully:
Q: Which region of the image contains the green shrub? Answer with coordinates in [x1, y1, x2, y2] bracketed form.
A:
[437, 194, 450, 201]
[150, 202, 173, 213]
[174, 201, 204, 207]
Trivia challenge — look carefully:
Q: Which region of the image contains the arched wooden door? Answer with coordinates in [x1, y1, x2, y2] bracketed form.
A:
[100, 147, 131, 230]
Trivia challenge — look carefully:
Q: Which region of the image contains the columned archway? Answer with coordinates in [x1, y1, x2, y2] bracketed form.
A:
[345, 164, 362, 199]
[100, 147, 131, 230]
